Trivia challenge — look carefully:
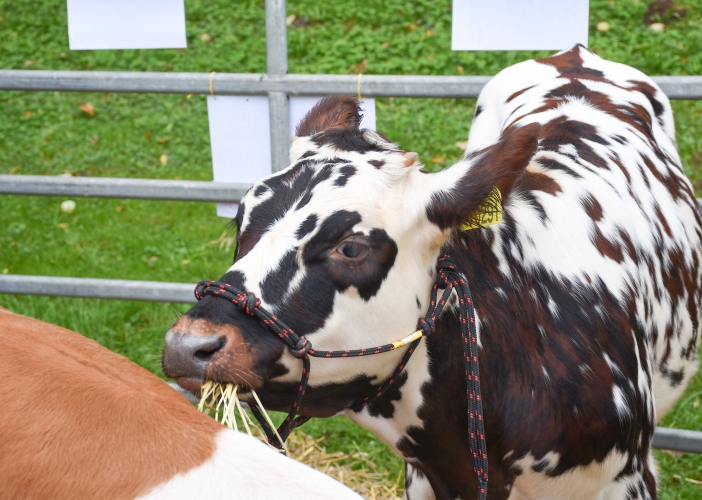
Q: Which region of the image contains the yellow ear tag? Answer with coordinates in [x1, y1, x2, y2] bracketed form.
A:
[460, 187, 503, 231]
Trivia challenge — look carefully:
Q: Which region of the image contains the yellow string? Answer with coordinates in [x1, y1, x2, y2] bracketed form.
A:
[392, 330, 423, 349]
[209, 71, 217, 99]
[357, 72, 363, 101]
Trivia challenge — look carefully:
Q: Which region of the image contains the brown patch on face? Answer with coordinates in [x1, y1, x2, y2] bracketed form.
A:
[164, 316, 264, 390]
[0, 308, 221, 500]
[295, 95, 362, 136]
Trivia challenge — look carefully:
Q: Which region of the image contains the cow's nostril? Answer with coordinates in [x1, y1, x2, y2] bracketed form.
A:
[163, 330, 227, 379]
[194, 337, 225, 361]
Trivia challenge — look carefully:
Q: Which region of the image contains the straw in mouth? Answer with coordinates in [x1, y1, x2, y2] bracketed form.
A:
[197, 380, 287, 452]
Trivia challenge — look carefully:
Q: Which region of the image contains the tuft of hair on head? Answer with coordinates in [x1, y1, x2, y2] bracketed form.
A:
[296, 95, 363, 136]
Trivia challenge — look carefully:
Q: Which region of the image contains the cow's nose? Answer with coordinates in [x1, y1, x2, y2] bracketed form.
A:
[163, 329, 225, 379]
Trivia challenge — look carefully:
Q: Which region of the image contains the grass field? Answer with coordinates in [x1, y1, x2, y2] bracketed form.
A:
[2, 0, 702, 496]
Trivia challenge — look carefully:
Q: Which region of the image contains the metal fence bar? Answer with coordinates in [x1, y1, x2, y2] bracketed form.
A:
[3, 70, 701, 100]
[265, 0, 290, 172]
[652, 427, 702, 454]
[3, 175, 702, 213]
[0, 175, 251, 202]
[0, 275, 195, 303]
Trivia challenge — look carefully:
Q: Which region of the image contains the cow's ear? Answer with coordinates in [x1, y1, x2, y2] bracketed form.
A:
[295, 95, 362, 136]
[426, 123, 541, 230]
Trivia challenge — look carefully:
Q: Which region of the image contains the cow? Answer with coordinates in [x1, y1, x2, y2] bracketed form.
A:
[0, 306, 362, 500]
[162, 45, 702, 499]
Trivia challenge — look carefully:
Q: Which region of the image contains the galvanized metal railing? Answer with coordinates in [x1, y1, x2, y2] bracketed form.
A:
[1, 0, 701, 452]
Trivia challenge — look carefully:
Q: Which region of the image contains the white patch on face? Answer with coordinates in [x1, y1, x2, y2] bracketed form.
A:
[238, 183, 273, 234]
[138, 429, 362, 500]
[508, 448, 628, 500]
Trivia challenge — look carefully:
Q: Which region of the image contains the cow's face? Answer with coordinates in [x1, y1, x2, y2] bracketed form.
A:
[163, 96, 539, 416]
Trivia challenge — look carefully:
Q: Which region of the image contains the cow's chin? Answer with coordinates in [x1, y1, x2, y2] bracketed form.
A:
[174, 377, 203, 397]
[174, 376, 258, 404]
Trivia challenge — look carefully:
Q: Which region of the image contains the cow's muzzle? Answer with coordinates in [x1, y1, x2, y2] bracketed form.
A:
[162, 316, 264, 393]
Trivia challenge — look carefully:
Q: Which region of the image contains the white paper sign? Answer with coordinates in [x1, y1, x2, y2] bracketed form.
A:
[209, 96, 376, 218]
[452, 0, 589, 51]
[67, 0, 187, 50]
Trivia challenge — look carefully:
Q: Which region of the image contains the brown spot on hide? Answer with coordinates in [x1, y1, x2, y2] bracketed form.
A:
[506, 85, 536, 102]
[582, 195, 604, 221]
[520, 166, 562, 196]
[628, 80, 666, 118]
[592, 226, 625, 263]
[540, 116, 610, 169]
[537, 45, 606, 80]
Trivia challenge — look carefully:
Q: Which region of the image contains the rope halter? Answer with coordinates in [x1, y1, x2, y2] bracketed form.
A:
[193, 249, 488, 500]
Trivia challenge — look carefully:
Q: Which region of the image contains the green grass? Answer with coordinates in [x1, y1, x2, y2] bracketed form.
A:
[1, 0, 702, 496]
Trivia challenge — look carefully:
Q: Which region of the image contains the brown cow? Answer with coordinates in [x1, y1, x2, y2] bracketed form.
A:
[0, 307, 361, 500]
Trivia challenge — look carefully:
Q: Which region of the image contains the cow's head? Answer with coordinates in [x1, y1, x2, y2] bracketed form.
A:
[163, 96, 539, 416]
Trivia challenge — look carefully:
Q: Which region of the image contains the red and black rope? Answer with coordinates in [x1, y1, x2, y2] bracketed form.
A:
[193, 249, 488, 500]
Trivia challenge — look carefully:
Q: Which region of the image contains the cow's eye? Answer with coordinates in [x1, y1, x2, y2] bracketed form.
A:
[336, 241, 367, 259]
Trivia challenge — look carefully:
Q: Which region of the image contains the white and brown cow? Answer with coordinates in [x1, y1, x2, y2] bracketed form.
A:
[0, 307, 362, 500]
[163, 45, 702, 499]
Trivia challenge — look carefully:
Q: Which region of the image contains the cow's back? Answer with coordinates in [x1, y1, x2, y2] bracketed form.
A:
[467, 45, 702, 421]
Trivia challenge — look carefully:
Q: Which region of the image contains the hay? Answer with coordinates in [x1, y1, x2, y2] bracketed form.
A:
[285, 432, 403, 500]
[198, 381, 403, 499]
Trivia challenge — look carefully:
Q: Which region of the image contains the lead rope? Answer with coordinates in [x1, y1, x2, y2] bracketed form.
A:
[430, 253, 488, 499]
[194, 249, 488, 500]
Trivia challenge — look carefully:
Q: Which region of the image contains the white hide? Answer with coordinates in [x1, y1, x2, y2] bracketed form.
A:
[138, 429, 362, 500]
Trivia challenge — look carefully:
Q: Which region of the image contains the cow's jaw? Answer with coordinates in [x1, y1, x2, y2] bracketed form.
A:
[343, 339, 432, 452]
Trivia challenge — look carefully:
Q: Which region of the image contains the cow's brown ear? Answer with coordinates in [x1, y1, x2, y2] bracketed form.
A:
[295, 95, 362, 136]
[426, 123, 541, 230]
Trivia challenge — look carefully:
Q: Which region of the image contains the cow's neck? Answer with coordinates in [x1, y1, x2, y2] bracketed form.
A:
[344, 306, 481, 500]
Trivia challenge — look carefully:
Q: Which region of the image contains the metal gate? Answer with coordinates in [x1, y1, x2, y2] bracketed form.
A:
[1, 0, 701, 453]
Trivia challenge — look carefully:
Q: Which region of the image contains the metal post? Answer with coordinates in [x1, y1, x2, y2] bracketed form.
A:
[265, 0, 290, 173]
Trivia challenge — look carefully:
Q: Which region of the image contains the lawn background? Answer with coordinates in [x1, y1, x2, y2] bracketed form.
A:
[1, 0, 702, 496]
